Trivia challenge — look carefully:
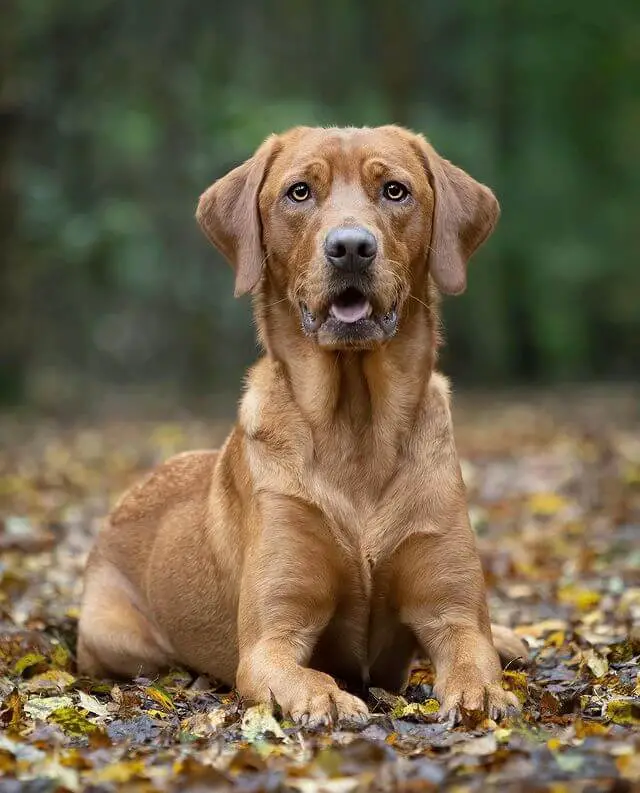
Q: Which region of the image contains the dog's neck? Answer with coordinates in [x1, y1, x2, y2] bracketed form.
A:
[255, 280, 441, 456]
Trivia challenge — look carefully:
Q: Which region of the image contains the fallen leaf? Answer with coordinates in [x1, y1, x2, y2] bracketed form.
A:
[617, 752, 640, 782]
[557, 585, 601, 611]
[609, 638, 638, 663]
[144, 684, 175, 711]
[573, 717, 610, 738]
[582, 648, 609, 678]
[241, 703, 287, 742]
[13, 652, 47, 676]
[554, 751, 585, 773]
[502, 671, 528, 704]
[606, 699, 640, 726]
[455, 733, 498, 756]
[90, 759, 147, 784]
[49, 706, 98, 736]
[0, 690, 23, 731]
[391, 697, 439, 720]
[180, 707, 226, 737]
[22, 670, 76, 694]
[77, 690, 111, 718]
[528, 492, 569, 516]
[1, 404, 638, 788]
[24, 695, 73, 720]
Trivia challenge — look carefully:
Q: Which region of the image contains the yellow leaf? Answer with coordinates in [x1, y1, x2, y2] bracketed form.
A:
[49, 706, 98, 736]
[623, 464, 640, 485]
[617, 753, 640, 782]
[51, 644, 71, 669]
[241, 704, 287, 742]
[0, 749, 16, 775]
[390, 697, 439, 719]
[606, 699, 640, 726]
[144, 684, 174, 711]
[13, 653, 46, 676]
[573, 718, 610, 738]
[546, 631, 566, 648]
[91, 760, 147, 783]
[408, 667, 434, 687]
[502, 671, 528, 704]
[144, 707, 172, 719]
[557, 585, 601, 611]
[528, 492, 568, 516]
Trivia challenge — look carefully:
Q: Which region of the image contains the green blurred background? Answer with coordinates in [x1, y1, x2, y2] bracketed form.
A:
[1, 0, 639, 413]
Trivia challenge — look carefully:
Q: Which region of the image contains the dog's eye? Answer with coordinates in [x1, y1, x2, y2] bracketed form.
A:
[287, 182, 311, 202]
[383, 181, 409, 202]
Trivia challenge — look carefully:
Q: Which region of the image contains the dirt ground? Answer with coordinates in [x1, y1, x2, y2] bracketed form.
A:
[1, 389, 639, 792]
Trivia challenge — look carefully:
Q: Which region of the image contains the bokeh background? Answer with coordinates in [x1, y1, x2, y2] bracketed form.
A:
[2, 0, 639, 415]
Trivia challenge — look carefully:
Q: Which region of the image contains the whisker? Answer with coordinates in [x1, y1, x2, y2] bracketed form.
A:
[409, 294, 430, 311]
[263, 297, 289, 309]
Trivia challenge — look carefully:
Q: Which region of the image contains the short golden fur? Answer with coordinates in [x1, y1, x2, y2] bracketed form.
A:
[78, 125, 526, 726]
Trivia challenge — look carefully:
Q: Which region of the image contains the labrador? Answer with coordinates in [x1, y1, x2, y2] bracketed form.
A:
[78, 125, 526, 726]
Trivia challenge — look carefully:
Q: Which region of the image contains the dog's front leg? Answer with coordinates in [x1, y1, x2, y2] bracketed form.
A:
[396, 524, 520, 723]
[235, 493, 369, 727]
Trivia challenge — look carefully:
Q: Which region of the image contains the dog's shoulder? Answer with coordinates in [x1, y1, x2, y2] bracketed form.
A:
[109, 450, 218, 527]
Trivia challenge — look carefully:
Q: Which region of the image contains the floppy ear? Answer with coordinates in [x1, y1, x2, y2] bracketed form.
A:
[196, 135, 279, 297]
[418, 137, 500, 295]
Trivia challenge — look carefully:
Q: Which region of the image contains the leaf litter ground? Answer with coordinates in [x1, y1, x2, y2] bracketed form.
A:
[1, 389, 639, 792]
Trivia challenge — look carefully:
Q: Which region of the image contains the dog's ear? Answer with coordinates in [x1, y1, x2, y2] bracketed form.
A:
[196, 135, 280, 297]
[415, 136, 500, 295]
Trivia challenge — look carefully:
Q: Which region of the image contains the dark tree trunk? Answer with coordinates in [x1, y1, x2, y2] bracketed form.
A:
[494, 0, 538, 382]
[0, 0, 28, 404]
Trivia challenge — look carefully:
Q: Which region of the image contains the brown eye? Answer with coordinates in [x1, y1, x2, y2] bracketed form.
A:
[383, 181, 409, 202]
[287, 182, 311, 202]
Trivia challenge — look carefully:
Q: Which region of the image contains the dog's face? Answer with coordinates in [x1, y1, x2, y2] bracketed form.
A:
[197, 126, 499, 350]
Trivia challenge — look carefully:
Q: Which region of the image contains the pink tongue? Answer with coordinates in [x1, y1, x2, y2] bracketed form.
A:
[330, 300, 371, 323]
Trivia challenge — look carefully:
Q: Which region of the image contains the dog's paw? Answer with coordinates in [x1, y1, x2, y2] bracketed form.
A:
[435, 679, 520, 725]
[289, 688, 369, 728]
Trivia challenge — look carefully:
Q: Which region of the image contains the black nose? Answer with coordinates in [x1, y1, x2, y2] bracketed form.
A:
[324, 227, 377, 273]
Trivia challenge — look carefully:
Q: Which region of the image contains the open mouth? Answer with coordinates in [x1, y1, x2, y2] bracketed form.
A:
[300, 289, 398, 347]
[328, 287, 372, 323]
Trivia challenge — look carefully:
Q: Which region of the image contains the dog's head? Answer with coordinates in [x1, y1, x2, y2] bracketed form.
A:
[197, 126, 499, 350]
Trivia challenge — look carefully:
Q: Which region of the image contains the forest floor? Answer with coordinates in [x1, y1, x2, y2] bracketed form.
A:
[0, 389, 639, 792]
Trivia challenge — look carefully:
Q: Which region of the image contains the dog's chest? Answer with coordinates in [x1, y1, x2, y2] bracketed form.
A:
[304, 462, 414, 683]
[305, 451, 404, 562]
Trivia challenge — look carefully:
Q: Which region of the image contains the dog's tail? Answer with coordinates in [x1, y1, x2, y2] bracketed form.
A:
[491, 624, 529, 668]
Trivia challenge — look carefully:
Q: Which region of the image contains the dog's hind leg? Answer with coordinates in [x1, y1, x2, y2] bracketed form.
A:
[77, 561, 173, 679]
[491, 624, 529, 668]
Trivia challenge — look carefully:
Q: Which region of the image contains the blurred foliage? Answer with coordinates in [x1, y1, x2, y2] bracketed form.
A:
[1, 0, 639, 408]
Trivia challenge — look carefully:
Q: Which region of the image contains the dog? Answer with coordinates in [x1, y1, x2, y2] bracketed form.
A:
[78, 125, 526, 726]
